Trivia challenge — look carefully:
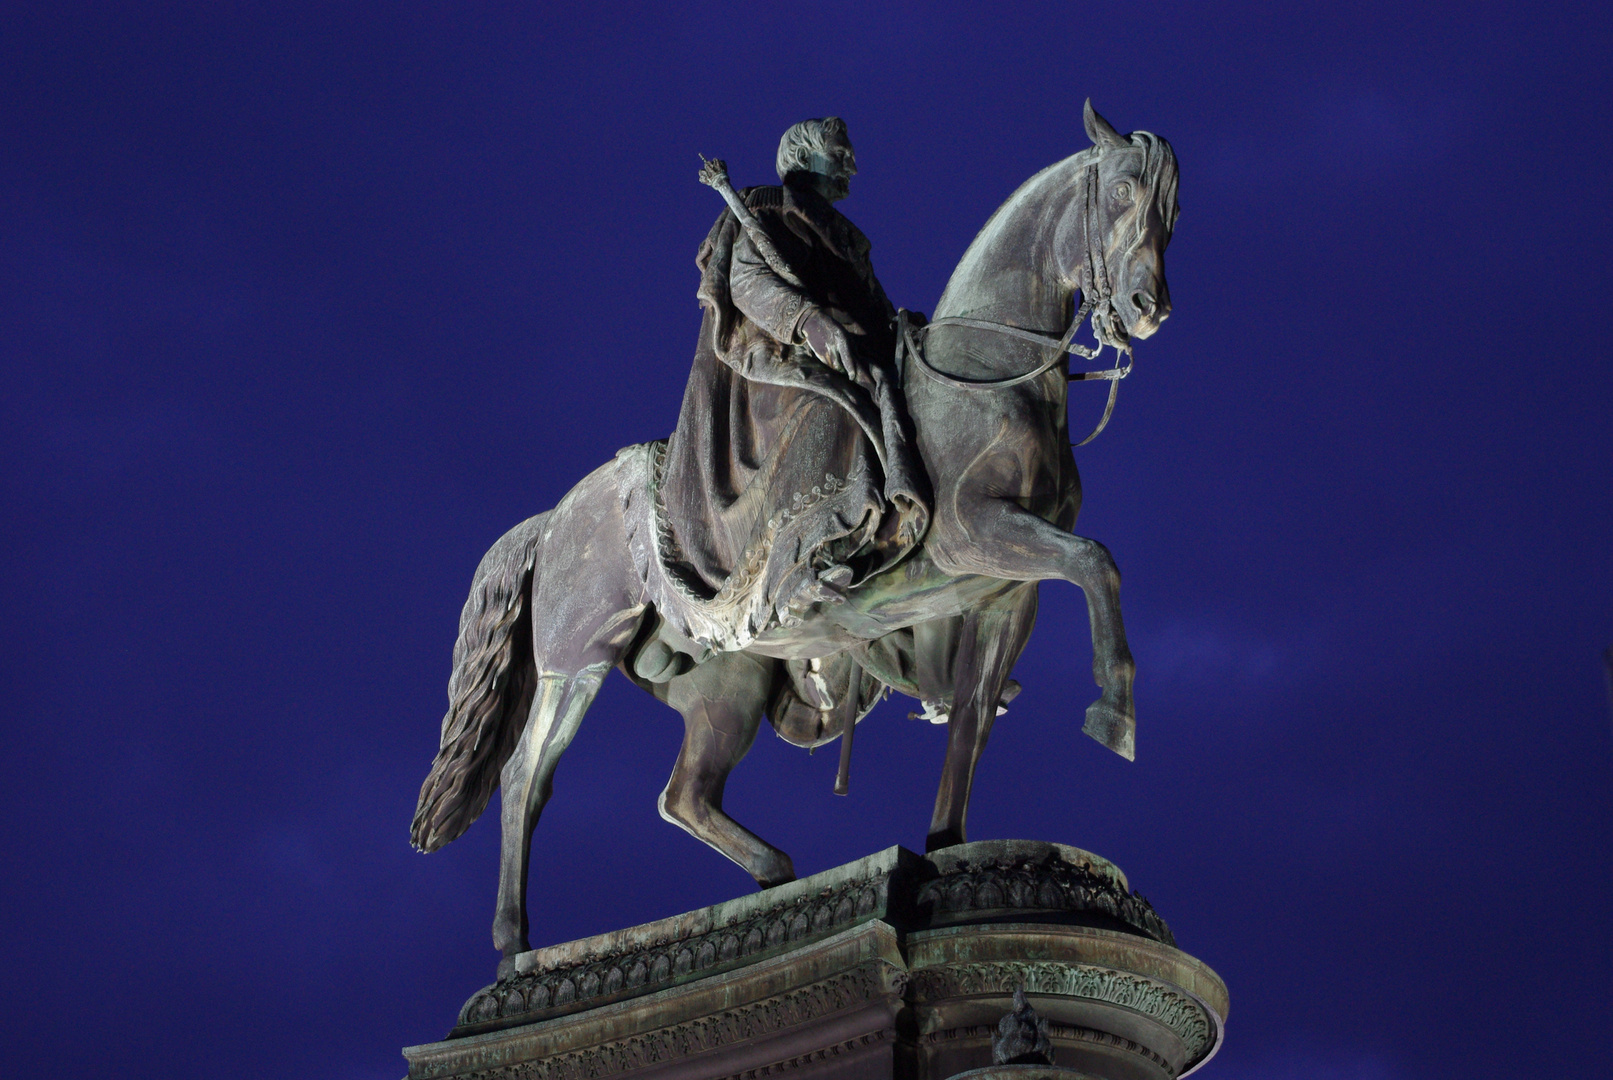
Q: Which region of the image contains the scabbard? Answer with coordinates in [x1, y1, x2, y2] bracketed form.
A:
[834, 708, 855, 796]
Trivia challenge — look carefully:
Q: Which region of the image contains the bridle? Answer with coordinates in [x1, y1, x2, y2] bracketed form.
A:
[900, 152, 1138, 447]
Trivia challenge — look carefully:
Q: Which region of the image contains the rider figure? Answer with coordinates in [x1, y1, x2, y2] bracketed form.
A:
[655, 117, 929, 650]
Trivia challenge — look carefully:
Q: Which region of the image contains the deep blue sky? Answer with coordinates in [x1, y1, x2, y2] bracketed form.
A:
[3, 4, 1609, 1078]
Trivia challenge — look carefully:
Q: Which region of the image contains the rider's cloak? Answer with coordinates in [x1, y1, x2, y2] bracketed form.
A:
[644, 180, 929, 651]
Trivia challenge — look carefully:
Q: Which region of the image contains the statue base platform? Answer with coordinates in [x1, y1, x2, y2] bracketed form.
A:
[403, 841, 1227, 1080]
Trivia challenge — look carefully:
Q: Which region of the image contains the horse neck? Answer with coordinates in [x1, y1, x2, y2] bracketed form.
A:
[934, 150, 1091, 334]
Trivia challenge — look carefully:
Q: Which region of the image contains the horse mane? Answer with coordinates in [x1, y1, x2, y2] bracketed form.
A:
[1126, 130, 1180, 245]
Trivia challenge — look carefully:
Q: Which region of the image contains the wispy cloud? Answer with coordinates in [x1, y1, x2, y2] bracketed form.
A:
[1144, 615, 1292, 691]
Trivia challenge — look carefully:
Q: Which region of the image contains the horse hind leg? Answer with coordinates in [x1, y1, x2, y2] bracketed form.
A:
[491, 458, 648, 974]
[493, 664, 607, 972]
[655, 651, 796, 888]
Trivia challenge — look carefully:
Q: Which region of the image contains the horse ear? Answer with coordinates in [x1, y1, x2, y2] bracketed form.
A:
[1083, 99, 1128, 150]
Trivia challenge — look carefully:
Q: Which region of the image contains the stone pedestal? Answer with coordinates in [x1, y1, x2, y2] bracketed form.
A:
[403, 841, 1227, 1080]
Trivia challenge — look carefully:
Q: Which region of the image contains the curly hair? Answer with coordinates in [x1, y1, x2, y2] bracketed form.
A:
[776, 116, 851, 181]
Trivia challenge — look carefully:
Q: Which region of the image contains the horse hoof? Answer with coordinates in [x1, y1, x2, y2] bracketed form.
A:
[1082, 697, 1135, 760]
[754, 853, 797, 889]
[925, 828, 965, 852]
[496, 953, 521, 981]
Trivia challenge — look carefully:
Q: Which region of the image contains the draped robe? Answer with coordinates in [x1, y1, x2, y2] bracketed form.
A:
[646, 179, 929, 652]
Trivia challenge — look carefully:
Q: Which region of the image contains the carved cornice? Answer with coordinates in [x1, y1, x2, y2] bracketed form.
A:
[410, 845, 1227, 1080]
[916, 852, 1174, 946]
[459, 878, 885, 1031]
[429, 961, 903, 1080]
[458, 845, 1179, 1034]
[716, 1029, 890, 1080]
[915, 1022, 1171, 1073]
[907, 961, 1213, 1062]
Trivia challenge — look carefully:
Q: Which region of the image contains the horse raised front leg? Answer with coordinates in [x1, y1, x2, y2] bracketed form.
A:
[933, 497, 1136, 760]
[925, 586, 1038, 851]
[657, 651, 796, 888]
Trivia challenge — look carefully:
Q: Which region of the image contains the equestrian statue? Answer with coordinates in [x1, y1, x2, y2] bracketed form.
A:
[411, 101, 1180, 973]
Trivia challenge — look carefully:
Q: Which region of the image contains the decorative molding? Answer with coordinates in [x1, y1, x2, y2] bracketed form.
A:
[916, 852, 1174, 946]
[409, 844, 1227, 1080]
[458, 879, 885, 1031]
[428, 961, 903, 1080]
[458, 845, 1179, 1033]
[907, 962, 1212, 1062]
[716, 1029, 891, 1080]
[916, 1023, 1171, 1073]
[1044, 1023, 1170, 1073]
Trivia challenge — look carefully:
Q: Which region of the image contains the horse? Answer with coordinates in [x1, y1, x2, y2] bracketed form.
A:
[411, 101, 1179, 973]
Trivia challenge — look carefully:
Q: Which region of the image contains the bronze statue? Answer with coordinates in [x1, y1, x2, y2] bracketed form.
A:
[411, 102, 1179, 975]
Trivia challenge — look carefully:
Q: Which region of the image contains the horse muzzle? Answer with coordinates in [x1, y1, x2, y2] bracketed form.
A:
[1115, 278, 1170, 341]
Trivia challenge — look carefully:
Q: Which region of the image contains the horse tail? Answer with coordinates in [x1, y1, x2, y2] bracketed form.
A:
[410, 513, 549, 853]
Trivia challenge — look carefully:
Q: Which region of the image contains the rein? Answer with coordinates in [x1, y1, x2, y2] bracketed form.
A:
[900, 155, 1135, 446]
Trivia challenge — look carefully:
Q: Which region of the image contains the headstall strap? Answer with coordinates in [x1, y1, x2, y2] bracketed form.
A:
[901, 156, 1132, 444]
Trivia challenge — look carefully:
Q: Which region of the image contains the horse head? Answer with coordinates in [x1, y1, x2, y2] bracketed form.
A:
[1061, 100, 1180, 350]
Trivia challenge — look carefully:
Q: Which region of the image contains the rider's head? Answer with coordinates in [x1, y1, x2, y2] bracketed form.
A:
[776, 117, 856, 203]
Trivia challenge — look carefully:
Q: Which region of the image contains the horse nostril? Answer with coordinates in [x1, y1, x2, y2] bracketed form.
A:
[1131, 291, 1155, 317]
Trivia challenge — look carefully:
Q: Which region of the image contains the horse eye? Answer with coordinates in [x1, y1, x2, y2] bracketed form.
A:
[1114, 182, 1133, 201]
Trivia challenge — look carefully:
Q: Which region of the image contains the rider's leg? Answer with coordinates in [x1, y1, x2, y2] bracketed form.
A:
[658, 650, 796, 888]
